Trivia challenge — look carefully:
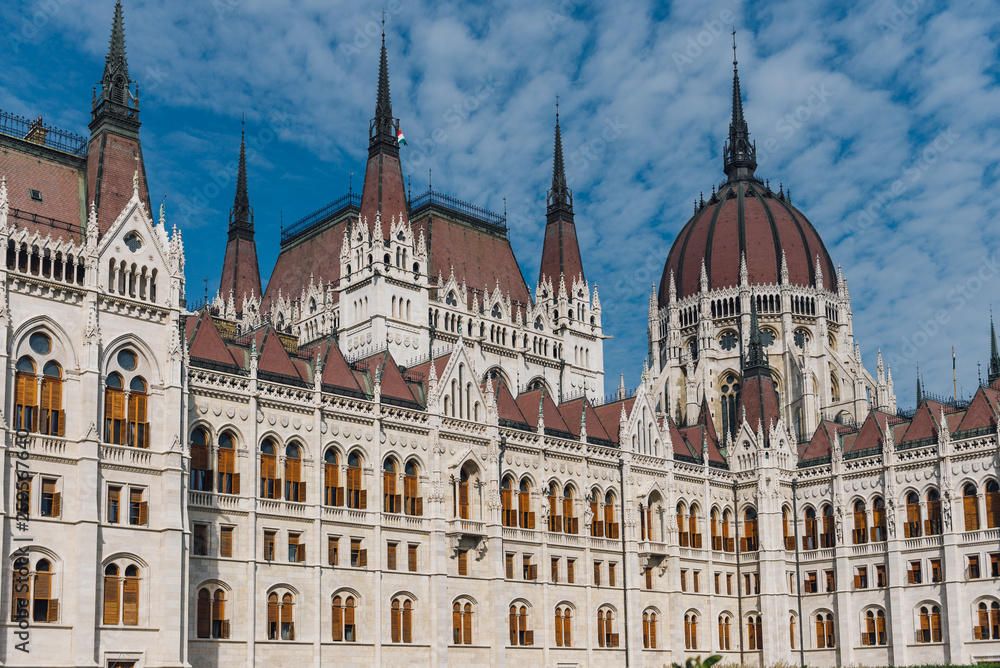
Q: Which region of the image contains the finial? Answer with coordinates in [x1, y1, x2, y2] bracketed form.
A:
[349, 171, 353, 195]
[429, 168, 432, 191]
[732, 28, 738, 67]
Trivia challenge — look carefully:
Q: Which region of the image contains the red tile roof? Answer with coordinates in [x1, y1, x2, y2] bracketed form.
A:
[219, 236, 262, 309]
[516, 388, 570, 433]
[557, 397, 613, 443]
[359, 152, 408, 238]
[492, 378, 530, 427]
[592, 397, 635, 446]
[187, 311, 240, 369]
[0, 140, 86, 243]
[539, 217, 585, 286]
[86, 131, 152, 238]
[262, 217, 348, 311]
[957, 386, 1000, 432]
[737, 375, 782, 436]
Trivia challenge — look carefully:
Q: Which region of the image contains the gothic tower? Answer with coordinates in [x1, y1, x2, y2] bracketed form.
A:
[218, 126, 262, 313]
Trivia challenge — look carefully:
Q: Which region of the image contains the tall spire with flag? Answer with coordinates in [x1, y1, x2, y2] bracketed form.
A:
[538, 100, 585, 287]
[723, 31, 756, 182]
[359, 20, 407, 237]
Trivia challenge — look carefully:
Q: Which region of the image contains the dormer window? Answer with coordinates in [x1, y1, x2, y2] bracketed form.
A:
[29, 189, 42, 202]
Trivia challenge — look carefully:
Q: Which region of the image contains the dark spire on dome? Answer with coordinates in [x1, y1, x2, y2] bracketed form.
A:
[743, 293, 769, 379]
[369, 19, 399, 158]
[547, 99, 573, 219]
[230, 121, 253, 237]
[989, 312, 1000, 384]
[723, 30, 756, 182]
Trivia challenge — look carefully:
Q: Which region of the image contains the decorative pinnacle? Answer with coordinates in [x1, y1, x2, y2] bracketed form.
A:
[103, 0, 128, 84]
[989, 309, 1000, 384]
[743, 292, 768, 378]
[231, 120, 252, 231]
[369, 21, 398, 153]
[547, 98, 573, 216]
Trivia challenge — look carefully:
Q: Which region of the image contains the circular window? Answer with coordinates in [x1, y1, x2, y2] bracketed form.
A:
[760, 328, 776, 347]
[29, 332, 51, 355]
[720, 331, 737, 351]
[123, 232, 142, 253]
[117, 349, 138, 371]
[794, 329, 809, 348]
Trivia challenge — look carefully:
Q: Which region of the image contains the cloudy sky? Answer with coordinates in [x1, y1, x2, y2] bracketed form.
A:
[2, 0, 999, 408]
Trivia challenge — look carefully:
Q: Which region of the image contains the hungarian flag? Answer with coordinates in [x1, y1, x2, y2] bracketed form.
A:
[397, 129, 407, 146]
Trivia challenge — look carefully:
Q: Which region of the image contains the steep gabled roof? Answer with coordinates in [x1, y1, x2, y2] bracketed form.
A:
[516, 388, 571, 435]
[300, 338, 364, 397]
[899, 403, 938, 444]
[354, 351, 420, 408]
[846, 410, 896, 453]
[490, 378, 530, 429]
[255, 326, 307, 384]
[557, 397, 613, 444]
[798, 420, 856, 460]
[187, 311, 241, 371]
[592, 397, 636, 446]
[957, 386, 1000, 432]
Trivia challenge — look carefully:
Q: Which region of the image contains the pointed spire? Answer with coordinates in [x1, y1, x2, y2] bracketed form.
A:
[92, 0, 139, 128]
[740, 251, 749, 286]
[369, 20, 398, 155]
[699, 258, 709, 292]
[229, 122, 253, 236]
[989, 310, 1000, 384]
[814, 254, 824, 290]
[780, 250, 789, 285]
[916, 367, 924, 405]
[103, 0, 128, 87]
[722, 30, 756, 182]
[668, 270, 677, 302]
[744, 292, 768, 378]
[548, 99, 572, 215]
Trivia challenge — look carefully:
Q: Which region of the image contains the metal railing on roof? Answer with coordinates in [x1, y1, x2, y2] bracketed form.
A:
[280, 193, 360, 244]
[592, 387, 637, 407]
[408, 190, 507, 232]
[0, 110, 87, 156]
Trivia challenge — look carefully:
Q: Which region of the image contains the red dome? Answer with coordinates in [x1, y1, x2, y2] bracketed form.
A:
[658, 179, 836, 305]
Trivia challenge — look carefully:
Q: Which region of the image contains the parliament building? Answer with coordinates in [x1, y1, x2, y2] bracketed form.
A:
[1, 3, 1000, 667]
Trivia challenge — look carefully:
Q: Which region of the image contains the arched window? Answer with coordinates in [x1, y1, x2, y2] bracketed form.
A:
[718, 614, 732, 650]
[104, 373, 126, 444]
[803, 508, 818, 550]
[547, 483, 561, 532]
[563, 486, 578, 534]
[642, 610, 658, 648]
[39, 361, 63, 436]
[821, 504, 836, 547]
[722, 509, 733, 552]
[742, 508, 759, 552]
[711, 509, 722, 550]
[782, 507, 794, 550]
[384, 459, 399, 513]
[501, 478, 516, 527]
[259, 440, 278, 499]
[391, 596, 413, 643]
[853, 500, 868, 544]
[127, 377, 149, 448]
[508, 604, 532, 646]
[324, 450, 343, 506]
[684, 612, 699, 649]
[346, 453, 365, 509]
[976, 601, 1000, 640]
[518, 479, 534, 529]
[285, 443, 303, 502]
[964, 484, 981, 531]
[331, 594, 356, 642]
[102, 564, 120, 625]
[452, 600, 473, 645]
[555, 604, 573, 647]
[871, 497, 886, 541]
[12, 558, 58, 624]
[14, 356, 38, 432]
[190, 428, 212, 492]
[987, 481, 1000, 528]
[605, 491, 620, 539]
[404, 461, 421, 516]
[905, 492, 922, 538]
[590, 490, 605, 537]
[597, 606, 619, 647]
[197, 588, 211, 638]
[790, 614, 796, 649]
[747, 614, 763, 650]
[122, 565, 139, 626]
[926, 489, 942, 535]
[918, 605, 941, 643]
[458, 468, 471, 520]
[688, 504, 701, 547]
[816, 613, 835, 648]
[862, 609, 886, 646]
[720, 373, 741, 439]
[217, 432, 239, 494]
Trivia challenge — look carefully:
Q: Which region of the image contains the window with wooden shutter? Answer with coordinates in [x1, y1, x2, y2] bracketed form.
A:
[645, 568, 653, 590]
[606, 501, 617, 538]
[505, 553, 513, 579]
[281, 594, 294, 640]
[462, 603, 472, 644]
[15, 364, 38, 433]
[285, 451, 302, 502]
[452, 603, 461, 644]
[597, 610, 605, 647]
[555, 608, 564, 646]
[260, 453, 277, 499]
[128, 488, 144, 525]
[905, 495, 921, 537]
[855, 566, 867, 589]
[594, 561, 601, 586]
[347, 464, 363, 509]
[458, 550, 468, 576]
[11, 569, 28, 623]
[191, 442, 211, 492]
[404, 473, 420, 516]
[987, 483, 1000, 528]
[965, 485, 981, 531]
[268, 594, 279, 640]
[969, 555, 981, 579]
[926, 495, 942, 534]
[609, 562, 616, 587]
[212, 590, 227, 638]
[122, 572, 139, 626]
[384, 470, 397, 513]
[519, 490, 531, 528]
[358, 548, 367, 568]
[518, 606, 529, 645]
[350, 539, 361, 567]
[220, 527, 233, 558]
[218, 445, 237, 495]
[193, 524, 208, 556]
[40, 478, 58, 518]
[332, 596, 343, 641]
[39, 371, 63, 436]
[196, 589, 211, 638]
[103, 566, 119, 625]
[590, 501, 602, 537]
[918, 606, 930, 643]
[458, 480, 469, 519]
[387, 542, 397, 570]
[392, 599, 402, 643]
[567, 559, 574, 583]
[551, 557, 559, 583]
[128, 389, 149, 448]
[509, 605, 517, 645]
[977, 603, 989, 640]
[325, 460, 341, 506]
[407, 544, 417, 572]
[328, 536, 339, 566]
[562, 496, 574, 533]
[105, 384, 125, 444]
[402, 600, 412, 643]
[502, 487, 514, 527]
[264, 531, 276, 561]
[930, 559, 942, 582]
[931, 606, 942, 642]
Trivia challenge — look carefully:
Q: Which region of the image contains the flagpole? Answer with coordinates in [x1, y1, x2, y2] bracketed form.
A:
[953, 345, 958, 404]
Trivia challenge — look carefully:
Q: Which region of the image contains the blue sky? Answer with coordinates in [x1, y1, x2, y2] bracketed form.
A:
[2, 0, 1000, 407]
